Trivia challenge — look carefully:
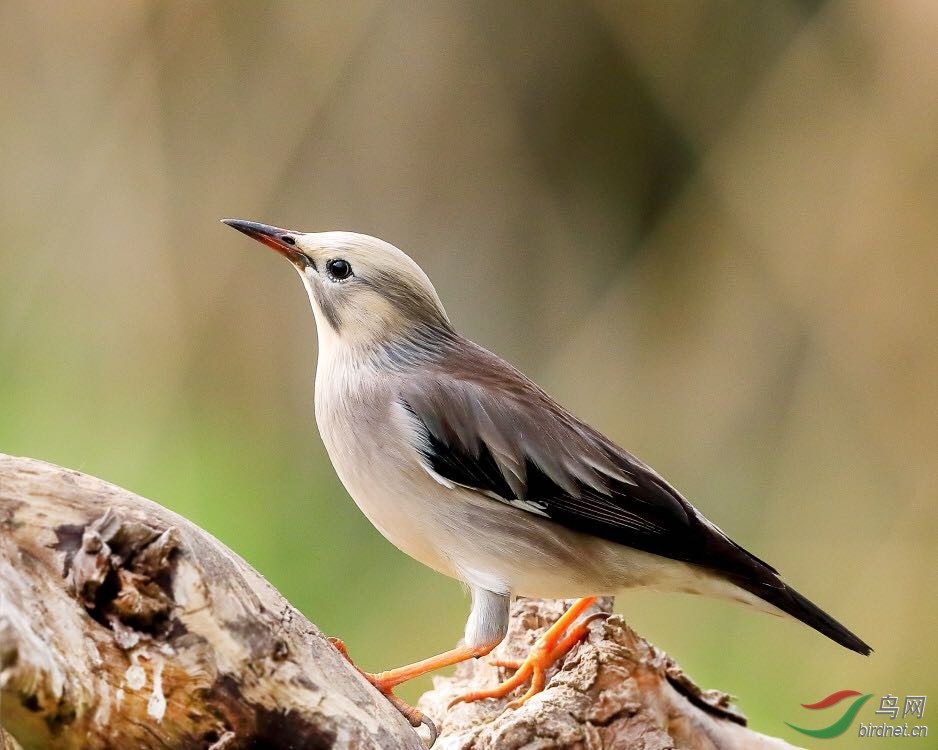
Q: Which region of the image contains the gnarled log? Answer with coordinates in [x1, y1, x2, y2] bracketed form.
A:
[0, 455, 422, 749]
[0, 454, 801, 749]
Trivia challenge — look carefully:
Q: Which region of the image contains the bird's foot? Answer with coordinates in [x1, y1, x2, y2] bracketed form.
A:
[449, 607, 608, 709]
[328, 637, 438, 744]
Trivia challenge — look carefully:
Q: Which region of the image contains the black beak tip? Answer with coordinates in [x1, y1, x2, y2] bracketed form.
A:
[220, 217, 276, 240]
[221, 218, 256, 235]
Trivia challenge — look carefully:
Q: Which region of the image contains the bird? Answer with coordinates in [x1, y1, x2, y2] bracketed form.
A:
[223, 219, 871, 738]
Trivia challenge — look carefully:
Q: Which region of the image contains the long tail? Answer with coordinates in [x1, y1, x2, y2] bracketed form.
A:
[682, 505, 871, 654]
[736, 577, 872, 655]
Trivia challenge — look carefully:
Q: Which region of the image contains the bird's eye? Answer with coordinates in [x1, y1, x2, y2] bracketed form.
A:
[326, 258, 352, 280]
[280, 235, 296, 246]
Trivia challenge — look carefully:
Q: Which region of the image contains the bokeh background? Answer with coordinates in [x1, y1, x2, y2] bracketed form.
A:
[1, 2, 936, 746]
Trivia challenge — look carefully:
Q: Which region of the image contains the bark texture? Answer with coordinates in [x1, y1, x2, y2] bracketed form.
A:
[420, 598, 802, 749]
[0, 454, 802, 749]
[0, 454, 422, 750]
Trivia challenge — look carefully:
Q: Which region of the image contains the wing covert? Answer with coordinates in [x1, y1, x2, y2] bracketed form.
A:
[399, 340, 780, 586]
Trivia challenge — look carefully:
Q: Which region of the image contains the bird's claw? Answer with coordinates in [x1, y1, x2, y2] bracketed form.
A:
[383, 691, 438, 744]
[327, 636, 438, 745]
[369, 680, 438, 745]
[487, 657, 522, 669]
[419, 713, 439, 746]
[328, 636, 352, 661]
[450, 610, 604, 709]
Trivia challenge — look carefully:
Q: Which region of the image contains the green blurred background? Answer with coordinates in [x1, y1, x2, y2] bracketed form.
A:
[1, 2, 935, 746]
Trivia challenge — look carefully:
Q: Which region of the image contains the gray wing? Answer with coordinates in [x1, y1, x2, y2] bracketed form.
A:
[400, 339, 781, 588]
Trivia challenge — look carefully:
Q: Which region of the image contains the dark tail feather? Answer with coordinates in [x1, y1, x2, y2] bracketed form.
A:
[739, 578, 872, 655]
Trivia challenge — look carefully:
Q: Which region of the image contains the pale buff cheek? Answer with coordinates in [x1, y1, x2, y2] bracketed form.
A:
[302, 270, 405, 346]
[329, 294, 410, 349]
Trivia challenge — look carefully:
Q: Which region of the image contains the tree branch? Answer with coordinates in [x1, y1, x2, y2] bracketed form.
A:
[1, 454, 802, 749]
[0, 455, 422, 749]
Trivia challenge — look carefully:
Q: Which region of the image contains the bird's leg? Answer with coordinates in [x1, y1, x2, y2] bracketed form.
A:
[367, 641, 500, 689]
[328, 637, 498, 740]
[450, 596, 601, 708]
[329, 587, 509, 740]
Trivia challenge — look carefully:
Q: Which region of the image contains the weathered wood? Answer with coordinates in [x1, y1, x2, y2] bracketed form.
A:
[1, 454, 802, 749]
[0, 455, 422, 750]
[420, 598, 802, 748]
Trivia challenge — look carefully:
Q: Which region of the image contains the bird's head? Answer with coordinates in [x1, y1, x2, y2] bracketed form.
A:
[223, 220, 452, 355]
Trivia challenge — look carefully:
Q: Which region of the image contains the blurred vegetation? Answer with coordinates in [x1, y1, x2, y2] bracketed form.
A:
[1, 2, 935, 746]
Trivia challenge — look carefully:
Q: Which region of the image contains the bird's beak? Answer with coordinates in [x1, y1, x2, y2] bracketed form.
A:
[222, 218, 307, 267]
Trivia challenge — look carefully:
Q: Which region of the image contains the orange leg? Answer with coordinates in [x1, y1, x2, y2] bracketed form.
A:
[329, 636, 499, 740]
[450, 597, 602, 709]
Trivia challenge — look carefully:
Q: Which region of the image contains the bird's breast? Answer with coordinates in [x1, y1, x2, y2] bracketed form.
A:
[314, 364, 457, 577]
